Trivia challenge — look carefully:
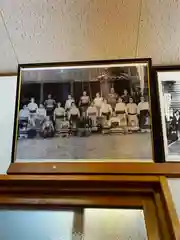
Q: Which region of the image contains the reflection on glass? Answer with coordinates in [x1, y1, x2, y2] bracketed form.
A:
[0, 210, 74, 240]
[84, 209, 148, 240]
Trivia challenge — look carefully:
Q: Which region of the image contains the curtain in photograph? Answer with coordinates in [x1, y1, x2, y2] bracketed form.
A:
[137, 66, 144, 95]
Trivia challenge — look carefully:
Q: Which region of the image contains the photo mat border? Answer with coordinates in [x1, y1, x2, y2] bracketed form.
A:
[155, 65, 180, 162]
[11, 58, 162, 164]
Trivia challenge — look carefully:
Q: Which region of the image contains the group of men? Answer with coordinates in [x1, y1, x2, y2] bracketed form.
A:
[18, 87, 150, 138]
[84, 87, 150, 132]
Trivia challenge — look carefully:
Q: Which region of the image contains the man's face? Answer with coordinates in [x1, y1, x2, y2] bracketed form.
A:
[176, 111, 179, 117]
[141, 97, 144, 102]
[129, 98, 133, 103]
[111, 88, 114, 94]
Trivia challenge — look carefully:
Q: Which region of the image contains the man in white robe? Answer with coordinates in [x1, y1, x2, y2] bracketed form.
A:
[137, 96, 150, 132]
[100, 99, 112, 129]
[115, 97, 127, 127]
[126, 97, 139, 131]
[93, 92, 103, 116]
[87, 102, 98, 128]
[69, 102, 80, 129]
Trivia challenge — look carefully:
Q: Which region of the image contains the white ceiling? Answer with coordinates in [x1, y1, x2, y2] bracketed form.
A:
[1, 0, 180, 73]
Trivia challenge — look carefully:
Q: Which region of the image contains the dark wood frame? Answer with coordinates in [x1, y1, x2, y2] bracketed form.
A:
[154, 65, 180, 163]
[10, 58, 165, 174]
[0, 175, 179, 239]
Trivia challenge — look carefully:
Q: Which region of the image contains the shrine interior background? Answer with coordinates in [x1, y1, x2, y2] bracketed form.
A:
[20, 65, 147, 107]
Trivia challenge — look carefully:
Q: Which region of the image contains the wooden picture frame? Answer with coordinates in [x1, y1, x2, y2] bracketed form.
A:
[155, 65, 180, 162]
[0, 175, 179, 239]
[9, 58, 164, 173]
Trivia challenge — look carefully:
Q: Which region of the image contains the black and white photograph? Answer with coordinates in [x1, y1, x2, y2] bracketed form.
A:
[157, 68, 180, 162]
[12, 60, 153, 162]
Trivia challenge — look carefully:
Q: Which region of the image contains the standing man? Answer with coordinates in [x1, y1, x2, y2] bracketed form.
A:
[79, 91, 90, 117]
[132, 87, 141, 104]
[87, 102, 98, 128]
[115, 97, 127, 127]
[93, 92, 103, 117]
[121, 89, 129, 104]
[65, 94, 74, 112]
[107, 87, 118, 111]
[44, 94, 56, 119]
[27, 97, 38, 113]
[27, 97, 38, 126]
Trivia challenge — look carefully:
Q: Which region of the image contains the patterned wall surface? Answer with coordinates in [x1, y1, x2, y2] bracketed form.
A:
[1, 0, 180, 72]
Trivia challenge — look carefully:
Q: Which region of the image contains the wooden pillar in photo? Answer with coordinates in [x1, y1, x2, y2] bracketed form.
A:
[40, 82, 44, 104]
[70, 80, 74, 96]
[128, 67, 133, 95]
[36, 70, 44, 104]
[100, 75, 111, 99]
[137, 66, 145, 96]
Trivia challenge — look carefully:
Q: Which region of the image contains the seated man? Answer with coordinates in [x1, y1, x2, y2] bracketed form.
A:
[35, 104, 46, 129]
[108, 112, 121, 128]
[115, 97, 127, 127]
[126, 97, 139, 131]
[40, 116, 55, 138]
[60, 117, 70, 132]
[18, 105, 30, 138]
[69, 102, 80, 129]
[138, 96, 150, 132]
[100, 99, 112, 128]
[76, 116, 92, 137]
[87, 102, 98, 129]
[19, 105, 29, 129]
[26, 117, 37, 139]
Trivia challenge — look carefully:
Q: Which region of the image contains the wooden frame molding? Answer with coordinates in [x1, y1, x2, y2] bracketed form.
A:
[0, 175, 179, 239]
[8, 162, 180, 177]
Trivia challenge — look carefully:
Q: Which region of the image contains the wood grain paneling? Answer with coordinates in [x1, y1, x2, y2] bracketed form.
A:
[7, 162, 180, 177]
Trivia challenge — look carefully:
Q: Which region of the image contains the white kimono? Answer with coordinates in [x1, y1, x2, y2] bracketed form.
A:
[87, 106, 98, 126]
[94, 97, 103, 116]
[54, 107, 65, 131]
[27, 102, 38, 113]
[115, 102, 127, 126]
[126, 103, 138, 128]
[100, 103, 112, 115]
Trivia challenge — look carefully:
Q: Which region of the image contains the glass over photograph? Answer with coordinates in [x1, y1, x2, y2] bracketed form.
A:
[13, 60, 153, 162]
[158, 70, 180, 162]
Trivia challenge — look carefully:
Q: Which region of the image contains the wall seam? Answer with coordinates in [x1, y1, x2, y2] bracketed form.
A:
[135, 0, 143, 58]
[0, 9, 19, 65]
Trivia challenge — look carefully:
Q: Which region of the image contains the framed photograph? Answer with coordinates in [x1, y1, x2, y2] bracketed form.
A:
[11, 58, 159, 164]
[156, 66, 180, 162]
